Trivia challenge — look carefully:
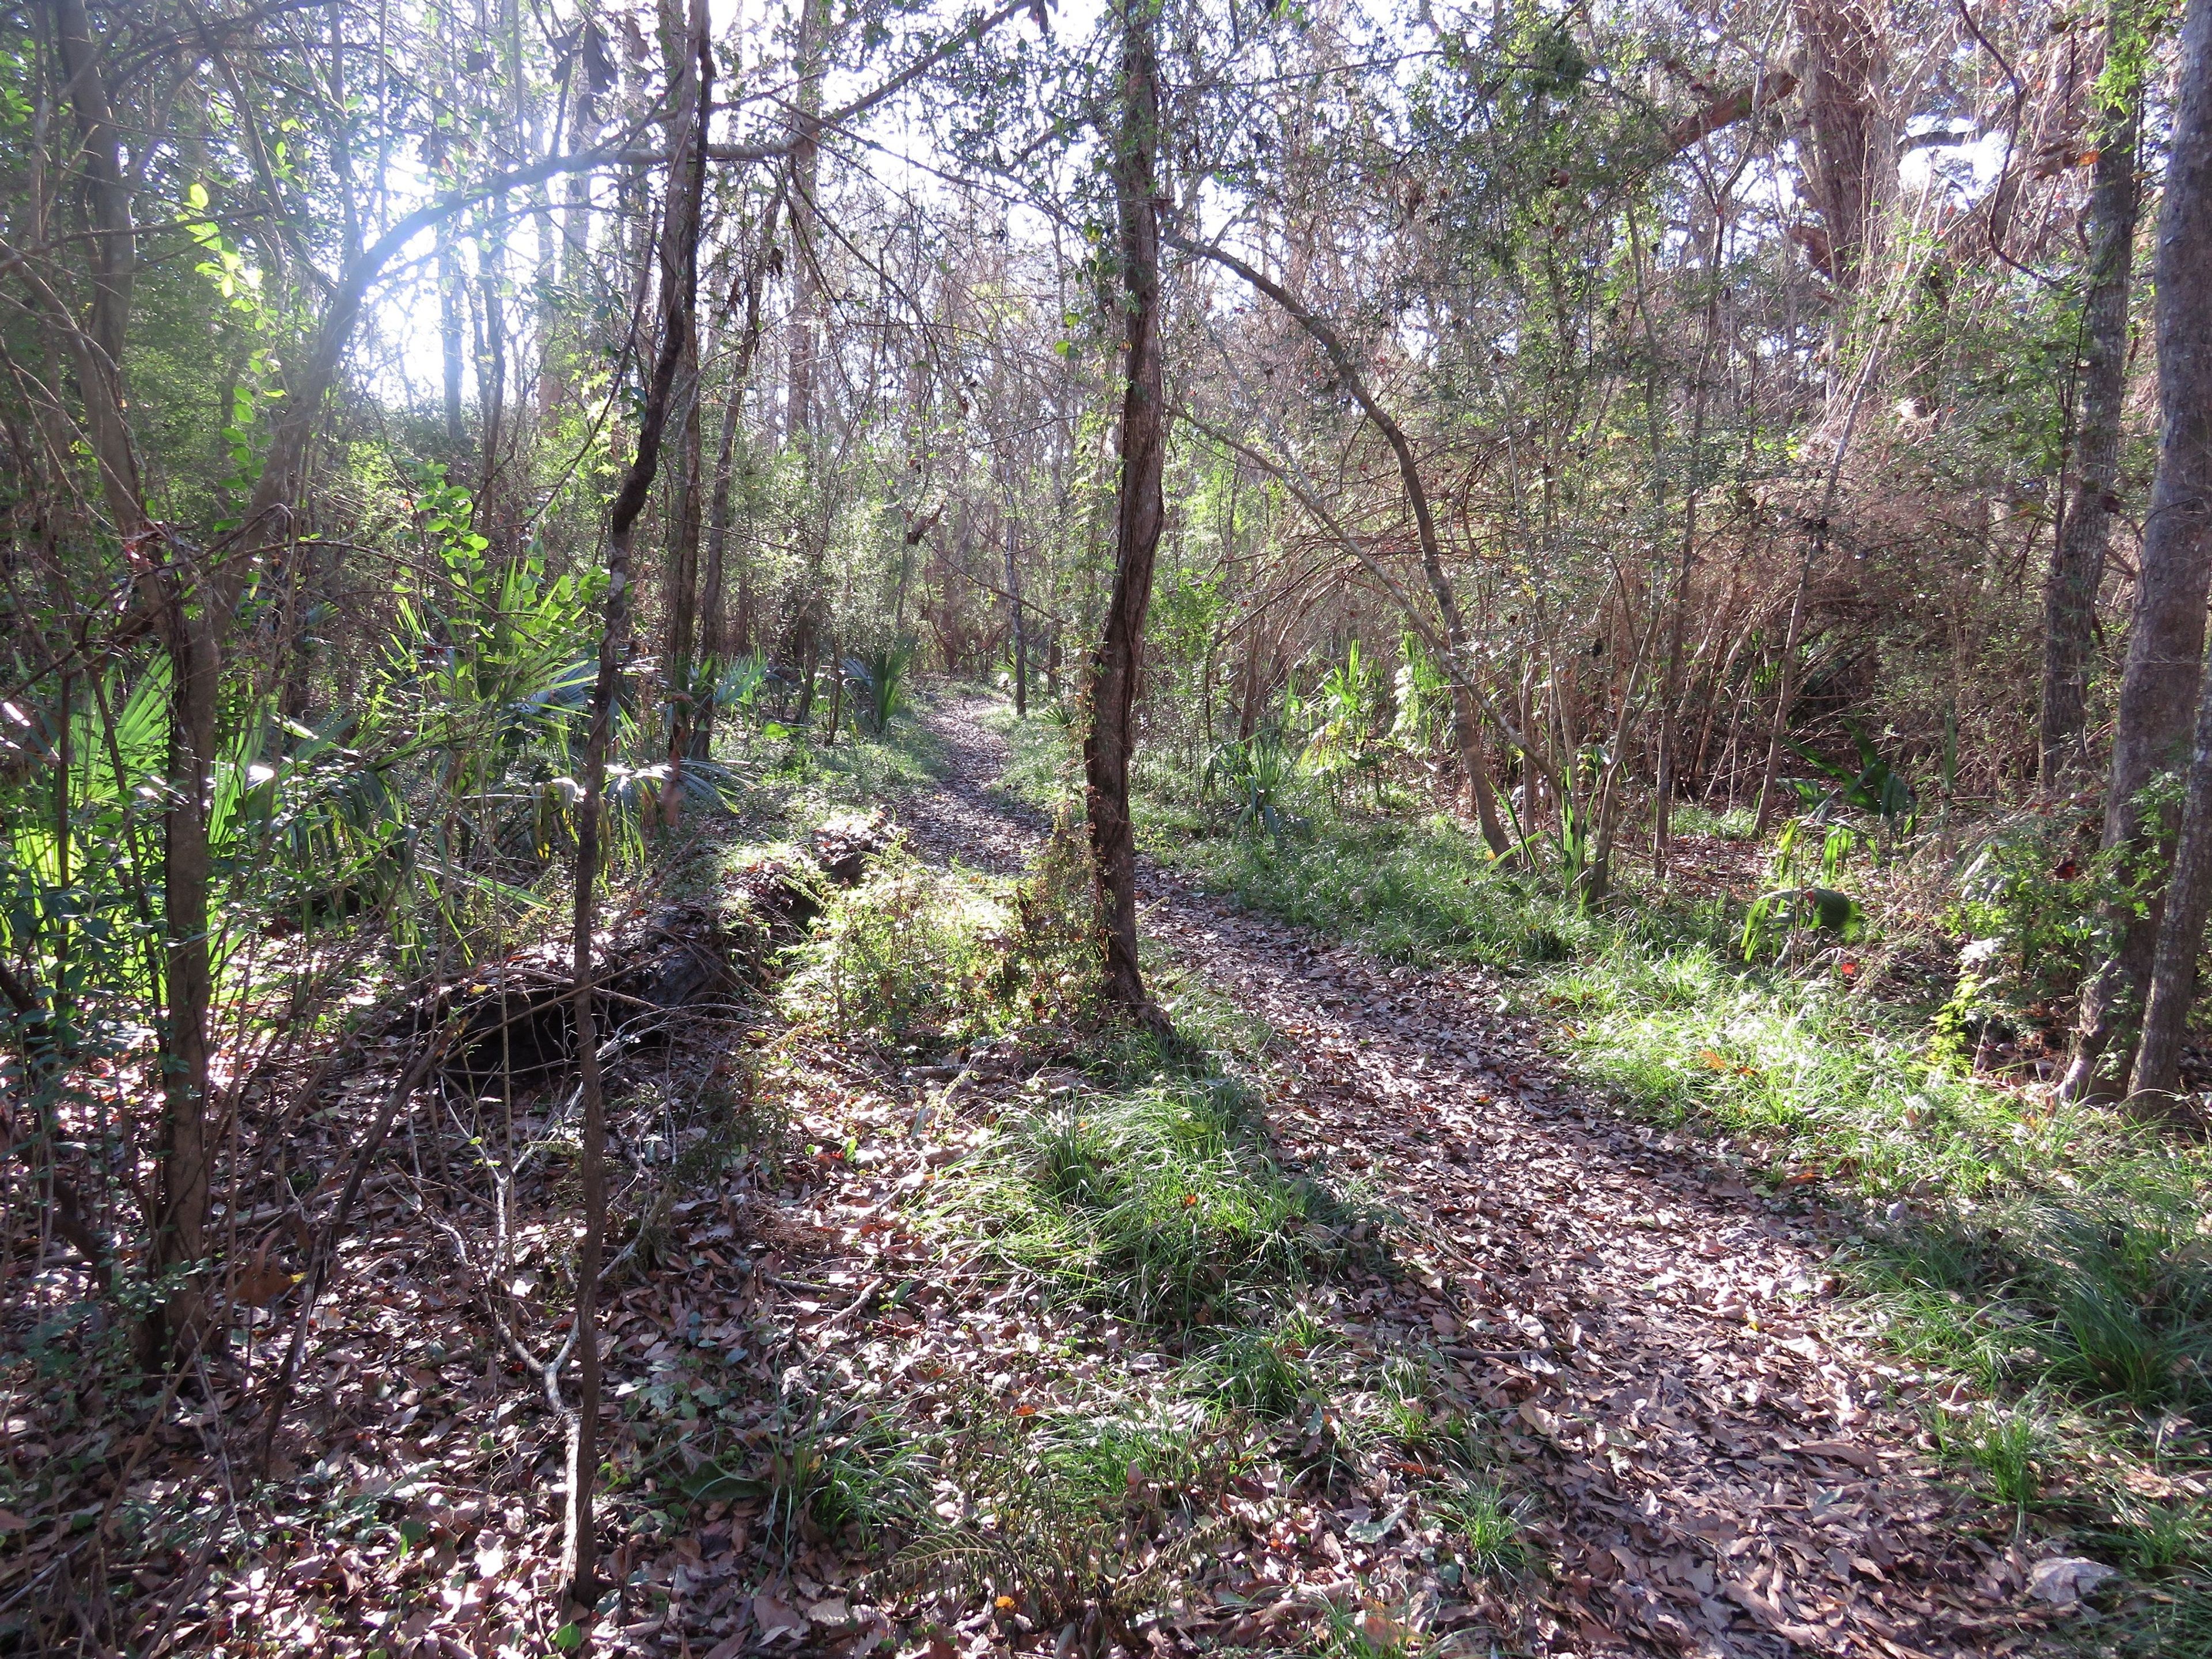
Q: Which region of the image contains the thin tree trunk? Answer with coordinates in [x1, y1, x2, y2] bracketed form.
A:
[439, 224, 467, 457]
[1166, 233, 1511, 855]
[559, 0, 709, 1614]
[2084, 0, 2212, 1101]
[660, 326, 702, 820]
[50, 0, 214, 1358]
[150, 586, 218, 1361]
[2038, 57, 2143, 787]
[475, 203, 509, 547]
[1085, 0, 1167, 1019]
[699, 195, 783, 747]
[1006, 514, 1028, 717]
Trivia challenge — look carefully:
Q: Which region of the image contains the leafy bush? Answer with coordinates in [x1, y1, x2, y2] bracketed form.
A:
[844, 641, 916, 736]
[1740, 816, 1864, 963]
[1943, 808, 2118, 1028]
[1203, 732, 1300, 839]
[782, 843, 996, 1045]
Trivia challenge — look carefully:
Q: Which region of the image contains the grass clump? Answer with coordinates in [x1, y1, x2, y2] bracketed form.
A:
[1671, 802, 1759, 840]
[948, 1077, 1361, 1324]
[748, 708, 946, 830]
[1928, 1396, 2053, 1508]
[1857, 1179, 2212, 1415]
[1545, 940, 2095, 1195]
[1188, 1309, 1330, 1419]
[1424, 1477, 1533, 1580]
[880, 1404, 1240, 1638]
[687, 1406, 933, 1551]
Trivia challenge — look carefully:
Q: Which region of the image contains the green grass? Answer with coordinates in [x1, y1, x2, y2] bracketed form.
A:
[741, 705, 948, 835]
[880, 1402, 1249, 1628]
[990, 705, 2212, 1644]
[1002, 711, 1599, 969]
[941, 1073, 1365, 1325]
[1187, 1310, 1330, 1419]
[1424, 1476, 1533, 1578]
[1671, 802, 1759, 840]
[1928, 1395, 2054, 1508]
[778, 842, 1005, 1046]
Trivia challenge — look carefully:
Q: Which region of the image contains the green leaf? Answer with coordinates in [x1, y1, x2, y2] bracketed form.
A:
[551, 1622, 583, 1651]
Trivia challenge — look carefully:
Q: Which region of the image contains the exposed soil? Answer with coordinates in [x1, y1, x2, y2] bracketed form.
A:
[893, 695, 2055, 1658]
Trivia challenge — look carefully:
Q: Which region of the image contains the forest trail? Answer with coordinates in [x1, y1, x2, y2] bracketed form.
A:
[897, 694, 2039, 1658]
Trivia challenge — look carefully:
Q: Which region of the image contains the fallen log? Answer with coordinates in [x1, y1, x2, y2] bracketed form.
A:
[393, 815, 890, 1090]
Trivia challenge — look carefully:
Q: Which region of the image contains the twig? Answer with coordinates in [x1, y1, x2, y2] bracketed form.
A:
[253, 1040, 444, 1474]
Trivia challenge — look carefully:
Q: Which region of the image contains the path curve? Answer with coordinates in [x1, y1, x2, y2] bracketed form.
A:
[894, 694, 2043, 1659]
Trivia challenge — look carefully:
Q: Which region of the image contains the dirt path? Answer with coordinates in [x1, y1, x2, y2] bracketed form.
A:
[898, 695, 2044, 1659]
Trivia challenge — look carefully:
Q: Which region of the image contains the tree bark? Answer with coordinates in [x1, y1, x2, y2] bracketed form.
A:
[2039, 52, 2143, 787]
[1006, 514, 1028, 717]
[438, 224, 468, 458]
[2134, 633, 2212, 1101]
[149, 584, 218, 1360]
[2095, 0, 2212, 1100]
[559, 0, 710, 1615]
[1793, 0, 1895, 289]
[1085, 0, 1168, 1018]
[700, 194, 783, 738]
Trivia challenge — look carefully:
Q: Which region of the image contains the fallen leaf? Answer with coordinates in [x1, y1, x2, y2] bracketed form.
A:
[1796, 1440, 1880, 1472]
[2027, 1556, 2118, 1607]
[751, 1592, 808, 1638]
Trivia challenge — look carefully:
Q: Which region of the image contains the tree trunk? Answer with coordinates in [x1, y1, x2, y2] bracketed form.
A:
[1793, 0, 1896, 290]
[50, 0, 213, 1358]
[439, 224, 467, 457]
[2086, 0, 2212, 1100]
[559, 0, 709, 1614]
[699, 195, 783, 747]
[2134, 632, 2212, 1101]
[660, 316, 703, 821]
[2038, 56, 2143, 787]
[1006, 515, 1028, 717]
[149, 585, 218, 1361]
[1084, 0, 1167, 1019]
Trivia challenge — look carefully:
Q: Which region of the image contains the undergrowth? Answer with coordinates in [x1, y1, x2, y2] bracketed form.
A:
[941, 1074, 1367, 1324]
[750, 764, 1540, 1642]
[994, 703, 2212, 1648]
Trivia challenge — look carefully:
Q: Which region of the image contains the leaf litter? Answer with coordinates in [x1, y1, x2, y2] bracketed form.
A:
[0, 701, 2079, 1658]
